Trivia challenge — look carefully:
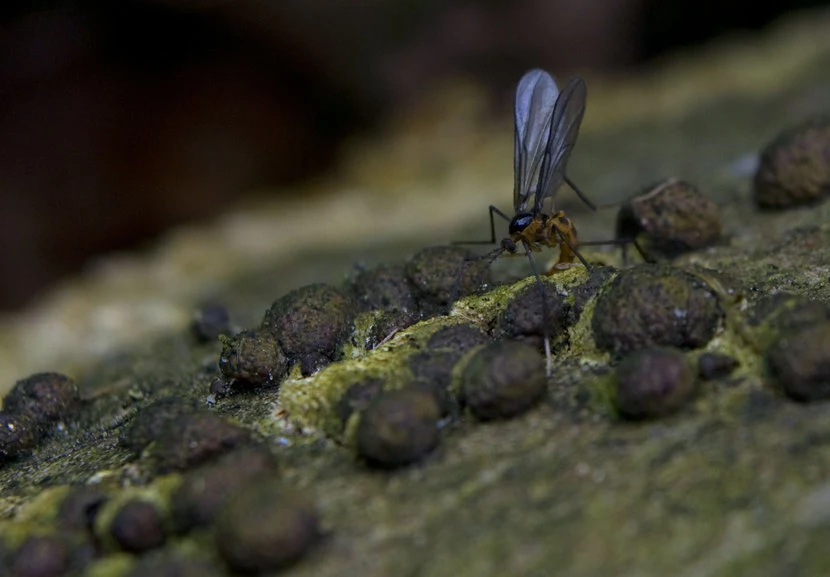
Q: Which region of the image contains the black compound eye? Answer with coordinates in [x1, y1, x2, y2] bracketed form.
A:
[509, 213, 534, 235]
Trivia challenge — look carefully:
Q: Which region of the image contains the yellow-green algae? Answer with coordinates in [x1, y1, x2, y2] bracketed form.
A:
[278, 266, 595, 440]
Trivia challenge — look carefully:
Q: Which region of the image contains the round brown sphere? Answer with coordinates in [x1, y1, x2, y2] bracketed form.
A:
[3, 372, 78, 428]
[616, 178, 721, 258]
[218, 329, 287, 386]
[766, 321, 830, 401]
[109, 499, 167, 554]
[615, 347, 695, 419]
[754, 116, 830, 208]
[356, 387, 442, 468]
[460, 341, 547, 420]
[592, 265, 722, 357]
[263, 283, 357, 376]
[215, 480, 321, 573]
[405, 246, 491, 311]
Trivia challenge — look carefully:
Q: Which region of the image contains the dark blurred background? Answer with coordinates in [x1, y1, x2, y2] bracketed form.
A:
[1, 0, 827, 310]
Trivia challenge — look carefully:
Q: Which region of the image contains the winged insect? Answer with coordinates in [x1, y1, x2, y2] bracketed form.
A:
[453, 69, 631, 373]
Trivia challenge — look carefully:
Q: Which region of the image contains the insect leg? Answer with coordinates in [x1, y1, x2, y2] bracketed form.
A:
[553, 227, 591, 269]
[452, 205, 512, 245]
[579, 237, 656, 264]
[523, 242, 552, 377]
[564, 176, 598, 211]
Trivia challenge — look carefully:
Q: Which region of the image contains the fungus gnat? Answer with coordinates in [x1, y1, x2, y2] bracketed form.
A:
[458, 69, 597, 271]
[454, 69, 632, 374]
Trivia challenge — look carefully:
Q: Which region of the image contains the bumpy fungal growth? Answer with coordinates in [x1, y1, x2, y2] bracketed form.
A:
[356, 387, 442, 468]
[0, 412, 37, 462]
[120, 397, 199, 455]
[616, 178, 722, 259]
[754, 116, 830, 208]
[592, 264, 722, 356]
[2, 372, 79, 430]
[263, 283, 357, 375]
[172, 445, 279, 532]
[427, 323, 489, 351]
[352, 263, 419, 312]
[218, 328, 287, 386]
[614, 347, 695, 419]
[766, 321, 830, 401]
[336, 378, 385, 430]
[150, 412, 250, 473]
[498, 282, 571, 351]
[459, 341, 547, 421]
[215, 480, 321, 573]
[109, 499, 167, 554]
[405, 246, 491, 311]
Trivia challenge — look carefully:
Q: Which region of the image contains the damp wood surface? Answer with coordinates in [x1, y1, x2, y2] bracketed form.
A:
[3, 9, 830, 577]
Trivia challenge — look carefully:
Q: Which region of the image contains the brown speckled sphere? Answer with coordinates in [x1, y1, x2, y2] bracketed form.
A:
[754, 117, 830, 208]
[109, 499, 167, 554]
[499, 282, 570, 351]
[263, 283, 357, 375]
[171, 444, 278, 532]
[352, 263, 419, 312]
[3, 372, 79, 429]
[218, 328, 287, 386]
[766, 321, 830, 401]
[215, 481, 321, 573]
[616, 179, 721, 258]
[151, 412, 249, 473]
[592, 265, 722, 357]
[356, 387, 442, 468]
[405, 246, 491, 311]
[615, 347, 696, 419]
[460, 341, 546, 420]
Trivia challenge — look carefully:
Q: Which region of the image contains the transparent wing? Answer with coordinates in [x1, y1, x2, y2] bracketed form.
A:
[534, 76, 587, 214]
[513, 69, 558, 213]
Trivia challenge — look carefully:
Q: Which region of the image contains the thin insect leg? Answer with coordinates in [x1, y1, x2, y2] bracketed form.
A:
[579, 237, 655, 264]
[564, 176, 597, 211]
[523, 243, 552, 377]
[554, 227, 591, 269]
[452, 205, 512, 245]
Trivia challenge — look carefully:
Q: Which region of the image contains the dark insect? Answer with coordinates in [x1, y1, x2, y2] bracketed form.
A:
[458, 69, 620, 271]
[454, 69, 630, 373]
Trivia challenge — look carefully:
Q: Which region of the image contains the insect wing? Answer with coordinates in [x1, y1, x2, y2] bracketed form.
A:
[514, 69, 558, 213]
[535, 76, 587, 214]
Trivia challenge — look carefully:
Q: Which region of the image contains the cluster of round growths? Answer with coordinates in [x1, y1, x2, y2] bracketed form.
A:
[1, 393, 322, 576]
[216, 245, 491, 392]
[0, 372, 78, 463]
